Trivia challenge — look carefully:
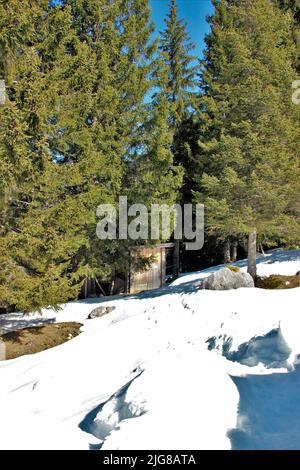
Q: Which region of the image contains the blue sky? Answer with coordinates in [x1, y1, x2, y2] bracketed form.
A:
[150, 0, 214, 60]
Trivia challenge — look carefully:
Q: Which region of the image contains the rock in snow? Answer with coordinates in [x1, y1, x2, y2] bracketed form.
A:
[87, 306, 116, 319]
[202, 267, 254, 290]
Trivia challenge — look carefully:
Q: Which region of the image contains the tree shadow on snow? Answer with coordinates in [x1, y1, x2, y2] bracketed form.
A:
[79, 369, 144, 450]
[229, 362, 300, 450]
[0, 317, 55, 336]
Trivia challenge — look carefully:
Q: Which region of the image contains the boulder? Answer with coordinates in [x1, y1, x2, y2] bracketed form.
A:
[296, 271, 300, 276]
[202, 267, 254, 290]
[87, 306, 116, 320]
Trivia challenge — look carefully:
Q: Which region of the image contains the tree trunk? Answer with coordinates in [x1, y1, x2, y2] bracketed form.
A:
[110, 278, 115, 296]
[95, 277, 106, 296]
[173, 240, 180, 277]
[223, 239, 231, 263]
[241, 236, 248, 255]
[231, 241, 238, 262]
[84, 278, 88, 299]
[247, 231, 257, 278]
[259, 243, 265, 256]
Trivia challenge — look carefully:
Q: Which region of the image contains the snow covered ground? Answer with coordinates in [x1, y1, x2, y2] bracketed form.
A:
[172, 248, 300, 287]
[0, 249, 300, 450]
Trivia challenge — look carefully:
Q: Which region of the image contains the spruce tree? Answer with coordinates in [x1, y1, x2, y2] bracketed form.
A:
[159, 0, 200, 203]
[57, 0, 181, 291]
[277, 0, 300, 70]
[0, 1, 83, 312]
[158, 0, 200, 271]
[196, 0, 300, 277]
[0, 0, 181, 311]
[159, 0, 199, 126]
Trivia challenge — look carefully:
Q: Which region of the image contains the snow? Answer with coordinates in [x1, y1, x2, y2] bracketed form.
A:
[171, 248, 300, 287]
[0, 249, 300, 450]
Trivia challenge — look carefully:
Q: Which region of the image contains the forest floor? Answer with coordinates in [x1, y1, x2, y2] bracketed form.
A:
[0, 322, 82, 360]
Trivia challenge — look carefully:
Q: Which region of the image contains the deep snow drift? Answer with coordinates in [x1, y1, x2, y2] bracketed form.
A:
[0, 249, 300, 450]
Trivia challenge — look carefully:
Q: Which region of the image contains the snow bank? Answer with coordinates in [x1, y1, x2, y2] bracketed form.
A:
[0, 249, 299, 450]
[100, 351, 238, 450]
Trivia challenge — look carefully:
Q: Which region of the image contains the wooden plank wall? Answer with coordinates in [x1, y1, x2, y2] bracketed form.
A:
[130, 246, 166, 293]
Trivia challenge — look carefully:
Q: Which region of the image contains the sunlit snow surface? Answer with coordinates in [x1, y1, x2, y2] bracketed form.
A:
[0, 249, 300, 450]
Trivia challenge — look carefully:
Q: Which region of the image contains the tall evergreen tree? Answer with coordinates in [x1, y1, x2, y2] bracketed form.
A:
[159, 0, 199, 126]
[195, 0, 300, 276]
[277, 0, 300, 70]
[0, 1, 84, 312]
[56, 0, 181, 289]
[0, 0, 182, 312]
[158, 0, 200, 271]
[159, 0, 200, 203]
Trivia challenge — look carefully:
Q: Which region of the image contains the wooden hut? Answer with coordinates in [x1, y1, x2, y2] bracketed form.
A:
[127, 243, 178, 294]
[79, 242, 179, 298]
